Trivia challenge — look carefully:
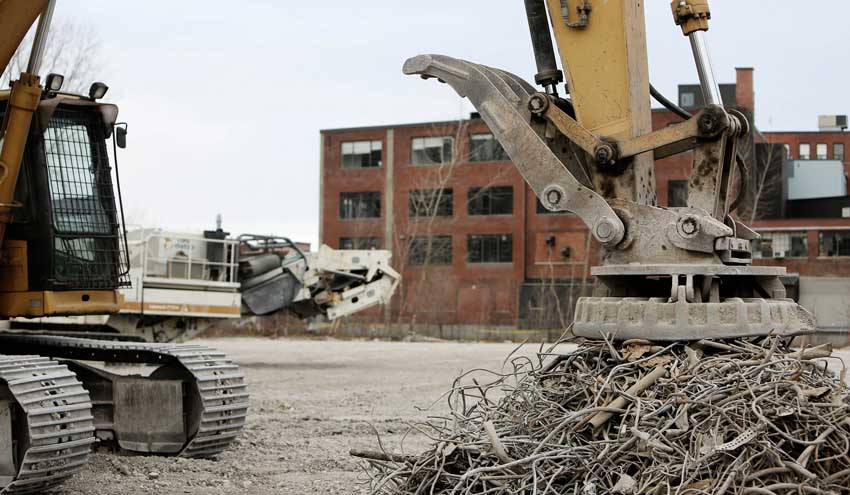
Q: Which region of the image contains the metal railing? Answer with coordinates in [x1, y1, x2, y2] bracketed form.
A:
[124, 228, 240, 286]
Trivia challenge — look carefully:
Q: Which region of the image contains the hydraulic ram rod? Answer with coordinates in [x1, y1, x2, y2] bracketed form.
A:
[523, 0, 563, 95]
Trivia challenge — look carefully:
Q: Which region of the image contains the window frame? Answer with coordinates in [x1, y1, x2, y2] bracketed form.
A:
[751, 231, 808, 259]
[834, 143, 845, 162]
[467, 186, 514, 216]
[468, 133, 509, 163]
[467, 234, 513, 264]
[819, 230, 850, 257]
[408, 188, 453, 218]
[339, 191, 381, 220]
[667, 180, 689, 208]
[816, 143, 828, 160]
[341, 140, 382, 169]
[339, 236, 381, 250]
[408, 235, 453, 266]
[411, 136, 454, 166]
[799, 143, 811, 160]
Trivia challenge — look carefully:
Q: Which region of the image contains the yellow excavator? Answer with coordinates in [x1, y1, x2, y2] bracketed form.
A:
[0, 2, 247, 491]
[405, 0, 815, 341]
[0, 3, 401, 490]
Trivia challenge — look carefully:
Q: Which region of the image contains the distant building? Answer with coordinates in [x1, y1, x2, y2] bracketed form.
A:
[319, 68, 850, 340]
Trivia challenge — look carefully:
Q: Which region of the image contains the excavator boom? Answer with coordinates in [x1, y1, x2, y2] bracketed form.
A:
[0, 0, 50, 73]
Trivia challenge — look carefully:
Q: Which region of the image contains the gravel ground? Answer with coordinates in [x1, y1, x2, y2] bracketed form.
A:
[56, 338, 543, 495]
[54, 338, 850, 495]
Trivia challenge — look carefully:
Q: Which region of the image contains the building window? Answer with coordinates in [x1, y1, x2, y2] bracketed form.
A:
[667, 180, 689, 207]
[680, 92, 695, 108]
[468, 186, 513, 215]
[536, 198, 569, 215]
[339, 192, 381, 219]
[409, 236, 452, 265]
[834, 143, 845, 161]
[341, 140, 382, 168]
[468, 234, 512, 263]
[781, 143, 790, 158]
[799, 143, 811, 160]
[409, 188, 453, 217]
[469, 133, 509, 162]
[752, 232, 807, 259]
[340, 237, 380, 250]
[816, 143, 828, 160]
[411, 137, 454, 165]
[819, 230, 850, 257]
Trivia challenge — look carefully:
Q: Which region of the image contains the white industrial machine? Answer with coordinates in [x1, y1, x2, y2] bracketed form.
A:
[12, 225, 400, 341]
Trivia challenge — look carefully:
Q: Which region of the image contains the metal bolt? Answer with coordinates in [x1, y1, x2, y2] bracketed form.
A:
[595, 221, 614, 240]
[681, 218, 698, 235]
[698, 113, 717, 134]
[546, 188, 562, 205]
[594, 144, 615, 165]
[528, 93, 549, 114]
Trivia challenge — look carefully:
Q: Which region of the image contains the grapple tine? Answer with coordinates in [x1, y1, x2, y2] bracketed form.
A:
[475, 64, 524, 107]
[488, 66, 537, 98]
[403, 53, 625, 247]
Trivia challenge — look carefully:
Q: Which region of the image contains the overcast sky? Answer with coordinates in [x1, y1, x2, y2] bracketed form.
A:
[52, 1, 848, 247]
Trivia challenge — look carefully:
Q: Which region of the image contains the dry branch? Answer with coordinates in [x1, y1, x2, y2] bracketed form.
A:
[355, 337, 850, 494]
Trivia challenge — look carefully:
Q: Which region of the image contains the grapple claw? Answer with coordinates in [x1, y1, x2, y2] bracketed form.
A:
[403, 54, 625, 247]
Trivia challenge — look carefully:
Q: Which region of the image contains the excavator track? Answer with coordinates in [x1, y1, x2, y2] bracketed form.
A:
[0, 355, 94, 494]
[0, 334, 248, 459]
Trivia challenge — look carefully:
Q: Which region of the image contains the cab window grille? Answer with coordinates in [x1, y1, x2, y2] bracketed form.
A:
[44, 109, 129, 289]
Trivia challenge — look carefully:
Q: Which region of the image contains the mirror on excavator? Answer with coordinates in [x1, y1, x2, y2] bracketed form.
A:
[115, 124, 127, 149]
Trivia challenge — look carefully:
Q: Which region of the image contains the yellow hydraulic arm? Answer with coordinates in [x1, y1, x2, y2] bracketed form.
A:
[543, 0, 655, 205]
[0, 0, 52, 245]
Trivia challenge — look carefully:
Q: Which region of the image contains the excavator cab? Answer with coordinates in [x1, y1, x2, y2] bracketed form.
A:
[0, 89, 129, 318]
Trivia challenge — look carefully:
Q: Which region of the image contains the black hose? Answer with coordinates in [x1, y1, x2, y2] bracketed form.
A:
[650, 83, 692, 120]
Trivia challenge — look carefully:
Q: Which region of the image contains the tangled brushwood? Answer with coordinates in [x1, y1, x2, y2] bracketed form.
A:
[353, 338, 850, 494]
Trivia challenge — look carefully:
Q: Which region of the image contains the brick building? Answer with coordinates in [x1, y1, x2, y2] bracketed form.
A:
[319, 68, 850, 336]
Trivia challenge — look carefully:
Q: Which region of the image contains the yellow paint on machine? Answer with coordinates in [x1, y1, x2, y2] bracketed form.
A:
[120, 301, 240, 318]
[0, 290, 120, 317]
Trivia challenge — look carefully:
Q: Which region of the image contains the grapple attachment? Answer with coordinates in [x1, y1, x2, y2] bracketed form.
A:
[404, 54, 816, 341]
[403, 55, 625, 247]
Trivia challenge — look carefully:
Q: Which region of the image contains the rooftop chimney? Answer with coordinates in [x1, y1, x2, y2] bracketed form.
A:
[735, 67, 754, 113]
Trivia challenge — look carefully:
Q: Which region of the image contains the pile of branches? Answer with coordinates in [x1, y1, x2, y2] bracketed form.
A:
[353, 338, 850, 494]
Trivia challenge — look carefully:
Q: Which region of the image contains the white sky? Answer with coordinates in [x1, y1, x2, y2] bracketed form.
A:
[54, 1, 848, 247]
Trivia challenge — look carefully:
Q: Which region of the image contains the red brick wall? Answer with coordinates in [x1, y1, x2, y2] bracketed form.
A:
[322, 120, 530, 325]
[320, 103, 850, 326]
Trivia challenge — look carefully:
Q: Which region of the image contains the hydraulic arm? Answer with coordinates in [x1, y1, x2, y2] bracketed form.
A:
[404, 0, 815, 340]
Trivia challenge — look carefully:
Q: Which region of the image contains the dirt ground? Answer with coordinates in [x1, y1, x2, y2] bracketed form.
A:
[56, 338, 544, 495]
[54, 338, 850, 495]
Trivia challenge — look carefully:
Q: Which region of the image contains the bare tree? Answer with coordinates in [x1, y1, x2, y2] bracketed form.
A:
[1, 20, 102, 93]
[734, 127, 786, 223]
[389, 121, 514, 333]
